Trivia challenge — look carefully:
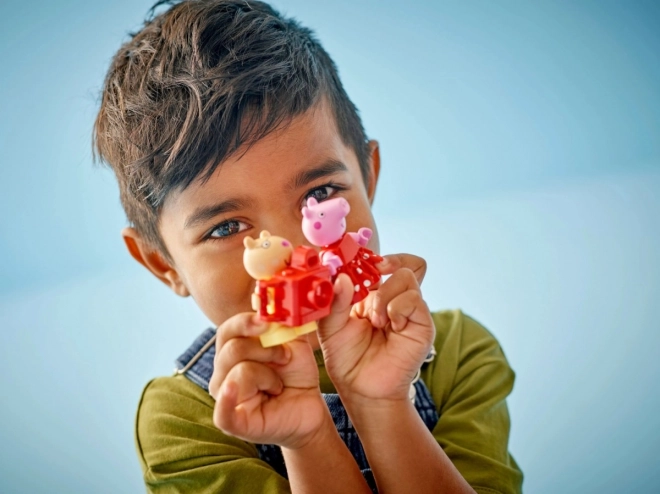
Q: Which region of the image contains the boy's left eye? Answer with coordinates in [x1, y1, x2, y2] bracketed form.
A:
[305, 184, 344, 204]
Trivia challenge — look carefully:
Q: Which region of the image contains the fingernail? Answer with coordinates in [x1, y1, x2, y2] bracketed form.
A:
[249, 318, 268, 336]
[251, 314, 266, 327]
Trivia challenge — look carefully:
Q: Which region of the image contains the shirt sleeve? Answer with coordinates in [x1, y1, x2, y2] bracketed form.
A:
[135, 375, 291, 493]
[422, 310, 524, 494]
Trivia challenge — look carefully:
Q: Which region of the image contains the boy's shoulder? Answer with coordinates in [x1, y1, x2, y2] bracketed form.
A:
[424, 308, 515, 410]
[424, 310, 522, 493]
[135, 375, 290, 492]
[431, 308, 510, 360]
[135, 373, 217, 470]
[138, 373, 214, 413]
[135, 372, 266, 482]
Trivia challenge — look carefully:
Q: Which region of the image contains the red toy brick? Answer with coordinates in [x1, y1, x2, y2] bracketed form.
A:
[257, 245, 334, 327]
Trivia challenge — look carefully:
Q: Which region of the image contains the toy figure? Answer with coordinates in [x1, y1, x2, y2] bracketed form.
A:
[243, 230, 296, 347]
[301, 197, 382, 304]
[244, 230, 333, 347]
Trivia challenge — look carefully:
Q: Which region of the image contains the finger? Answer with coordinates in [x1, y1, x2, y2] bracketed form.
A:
[213, 361, 284, 435]
[209, 338, 291, 399]
[317, 273, 354, 341]
[215, 312, 269, 349]
[226, 361, 284, 404]
[367, 268, 420, 329]
[214, 379, 261, 440]
[386, 289, 434, 334]
[210, 312, 273, 399]
[274, 339, 320, 389]
[377, 253, 427, 285]
[214, 379, 241, 435]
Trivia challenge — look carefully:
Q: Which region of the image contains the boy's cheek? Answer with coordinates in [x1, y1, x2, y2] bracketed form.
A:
[185, 262, 256, 327]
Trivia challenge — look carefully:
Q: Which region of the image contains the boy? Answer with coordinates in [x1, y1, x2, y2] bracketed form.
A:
[94, 1, 523, 492]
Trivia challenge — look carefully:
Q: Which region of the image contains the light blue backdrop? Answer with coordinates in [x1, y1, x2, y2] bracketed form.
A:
[1, 1, 658, 492]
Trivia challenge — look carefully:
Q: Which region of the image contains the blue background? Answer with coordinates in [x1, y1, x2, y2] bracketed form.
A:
[1, 1, 659, 492]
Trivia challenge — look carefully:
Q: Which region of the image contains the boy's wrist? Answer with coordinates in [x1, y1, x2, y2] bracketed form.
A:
[341, 393, 415, 432]
[281, 400, 373, 494]
[330, 376, 413, 411]
[281, 402, 337, 452]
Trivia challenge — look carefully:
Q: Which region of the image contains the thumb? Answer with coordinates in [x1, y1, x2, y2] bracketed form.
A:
[317, 273, 353, 341]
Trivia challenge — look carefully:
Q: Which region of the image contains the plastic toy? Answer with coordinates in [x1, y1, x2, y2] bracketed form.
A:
[244, 231, 333, 347]
[256, 245, 333, 327]
[243, 230, 296, 347]
[301, 197, 382, 304]
[243, 199, 382, 347]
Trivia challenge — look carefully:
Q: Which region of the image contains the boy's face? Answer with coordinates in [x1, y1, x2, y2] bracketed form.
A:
[137, 100, 380, 331]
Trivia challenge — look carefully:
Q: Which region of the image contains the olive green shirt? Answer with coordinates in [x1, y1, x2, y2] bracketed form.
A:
[135, 310, 523, 493]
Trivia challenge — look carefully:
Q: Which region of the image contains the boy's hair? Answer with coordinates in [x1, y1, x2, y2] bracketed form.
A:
[93, 0, 370, 257]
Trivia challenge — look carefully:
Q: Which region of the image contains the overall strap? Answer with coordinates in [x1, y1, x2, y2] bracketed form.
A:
[174, 327, 217, 391]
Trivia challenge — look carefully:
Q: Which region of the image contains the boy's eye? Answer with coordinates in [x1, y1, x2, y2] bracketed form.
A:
[305, 184, 342, 204]
[208, 219, 249, 240]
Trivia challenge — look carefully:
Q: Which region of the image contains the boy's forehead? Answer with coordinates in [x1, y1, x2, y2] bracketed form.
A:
[163, 100, 362, 219]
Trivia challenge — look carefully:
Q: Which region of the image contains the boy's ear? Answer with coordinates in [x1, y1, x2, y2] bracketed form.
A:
[121, 227, 190, 297]
[366, 139, 381, 205]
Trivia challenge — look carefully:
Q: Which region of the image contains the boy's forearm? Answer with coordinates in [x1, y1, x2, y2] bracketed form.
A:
[344, 396, 476, 494]
[281, 409, 372, 494]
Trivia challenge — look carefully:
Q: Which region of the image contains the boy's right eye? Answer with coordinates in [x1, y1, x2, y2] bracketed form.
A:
[207, 219, 249, 240]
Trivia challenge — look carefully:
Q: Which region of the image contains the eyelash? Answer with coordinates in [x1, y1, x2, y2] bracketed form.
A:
[205, 182, 346, 242]
[302, 182, 346, 205]
[206, 219, 249, 241]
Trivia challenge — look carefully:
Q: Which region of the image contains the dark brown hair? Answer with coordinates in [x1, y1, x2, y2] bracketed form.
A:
[93, 0, 370, 256]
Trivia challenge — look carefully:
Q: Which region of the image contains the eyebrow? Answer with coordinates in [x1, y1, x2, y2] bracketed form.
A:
[183, 159, 348, 230]
[288, 159, 349, 191]
[184, 198, 252, 230]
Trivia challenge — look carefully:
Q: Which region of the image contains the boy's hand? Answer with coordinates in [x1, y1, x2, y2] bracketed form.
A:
[317, 254, 435, 404]
[209, 313, 328, 449]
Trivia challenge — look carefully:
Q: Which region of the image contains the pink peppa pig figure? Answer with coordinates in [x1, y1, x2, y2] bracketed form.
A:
[301, 197, 382, 304]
